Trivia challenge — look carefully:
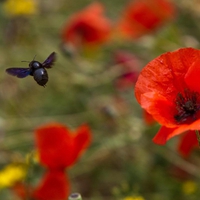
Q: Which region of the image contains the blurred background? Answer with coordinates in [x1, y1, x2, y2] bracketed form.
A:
[1, 0, 200, 199]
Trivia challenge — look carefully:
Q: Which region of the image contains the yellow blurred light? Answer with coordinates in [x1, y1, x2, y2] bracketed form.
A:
[182, 181, 197, 195]
[0, 164, 26, 189]
[123, 196, 145, 200]
[3, 0, 37, 16]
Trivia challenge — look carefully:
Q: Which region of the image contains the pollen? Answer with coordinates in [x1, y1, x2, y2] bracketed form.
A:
[174, 89, 200, 123]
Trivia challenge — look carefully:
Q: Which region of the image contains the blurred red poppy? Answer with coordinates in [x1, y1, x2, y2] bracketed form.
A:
[61, 2, 112, 48]
[117, 0, 175, 39]
[12, 182, 27, 200]
[113, 50, 140, 72]
[178, 131, 198, 157]
[12, 170, 69, 200]
[33, 170, 69, 200]
[35, 123, 91, 169]
[113, 50, 140, 90]
[12, 123, 91, 200]
[115, 72, 139, 90]
[135, 47, 200, 145]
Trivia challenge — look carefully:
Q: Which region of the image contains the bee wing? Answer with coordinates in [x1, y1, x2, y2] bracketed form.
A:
[6, 68, 31, 78]
[42, 52, 56, 68]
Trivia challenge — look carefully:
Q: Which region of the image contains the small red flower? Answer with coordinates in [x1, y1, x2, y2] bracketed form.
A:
[116, 0, 175, 39]
[12, 123, 91, 200]
[33, 170, 69, 200]
[115, 72, 139, 90]
[113, 50, 140, 72]
[61, 2, 112, 48]
[12, 182, 27, 200]
[35, 123, 91, 169]
[113, 50, 140, 90]
[135, 47, 200, 145]
[178, 131, 198, 157]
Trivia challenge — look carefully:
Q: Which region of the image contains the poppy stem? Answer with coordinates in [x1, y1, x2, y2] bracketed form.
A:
[195, 130, 200, 147]
[24, 151, 35, 200]
[68, 193, 82, 200]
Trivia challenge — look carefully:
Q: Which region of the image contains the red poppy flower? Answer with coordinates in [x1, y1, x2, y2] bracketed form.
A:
[12, 171, 69, 200]
[61, 2, 112, 48]
[117, 0, 175, 39]
[178, 131, 198, 157]
[33, 170, 69, 200]
[135, 47, 200, 145]
[35, 123, 91, 169]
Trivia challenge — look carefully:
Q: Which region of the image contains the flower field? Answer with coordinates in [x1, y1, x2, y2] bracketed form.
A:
[1, 0, 200, 199]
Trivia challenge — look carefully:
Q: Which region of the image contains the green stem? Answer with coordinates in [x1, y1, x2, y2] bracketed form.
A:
[24, 151, 35, 200]
[195, 130, 200, 147]
[68, 193, 82, 200]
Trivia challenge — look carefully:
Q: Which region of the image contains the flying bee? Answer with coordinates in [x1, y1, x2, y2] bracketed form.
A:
[6, 52, 56, 87]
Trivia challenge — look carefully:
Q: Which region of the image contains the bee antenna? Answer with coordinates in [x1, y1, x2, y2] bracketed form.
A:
[21, 60, 30, 63]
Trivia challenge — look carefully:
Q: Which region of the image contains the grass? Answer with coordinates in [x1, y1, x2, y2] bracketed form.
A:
[1, 0, 200, 199]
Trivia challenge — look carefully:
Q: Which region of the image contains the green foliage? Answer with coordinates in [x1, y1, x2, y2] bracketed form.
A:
[1, 0, 200, 200]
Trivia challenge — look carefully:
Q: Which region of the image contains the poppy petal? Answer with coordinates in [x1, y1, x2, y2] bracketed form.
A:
[35, 123, 91, 169]
[153, 126, 177, 144]
[35, 123, 73, 169]
[185, 59, 200, 94]
[33, 170, 69, 200]
[66, 124, 92, 167]
[168, 118, 200, 140]
[140, 92, 176, 127]
[178, 131, 198, 157]
[143, 110, 156, 125]
[154, 119, 200, 144]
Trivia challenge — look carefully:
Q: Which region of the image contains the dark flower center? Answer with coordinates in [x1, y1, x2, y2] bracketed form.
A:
[174, 89, 200, 124]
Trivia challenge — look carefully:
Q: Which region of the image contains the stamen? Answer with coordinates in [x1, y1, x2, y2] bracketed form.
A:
[174, 89, 200, 124]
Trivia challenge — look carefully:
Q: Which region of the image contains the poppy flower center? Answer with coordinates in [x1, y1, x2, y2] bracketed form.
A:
[174, 89, 200, 124]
